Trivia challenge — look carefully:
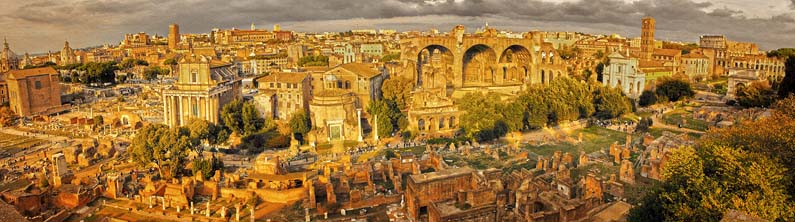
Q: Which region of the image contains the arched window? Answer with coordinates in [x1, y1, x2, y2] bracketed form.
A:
[337, 81, 343, 89]
[541, 70, 546, 84]
[439, 118, 445, 129]
[449, 116, 455, 128]
[345, 81, 351, 89]
[418, 119, 426, 131]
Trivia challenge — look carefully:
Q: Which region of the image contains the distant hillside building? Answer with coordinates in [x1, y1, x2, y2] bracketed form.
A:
[0, 38, 19, 72]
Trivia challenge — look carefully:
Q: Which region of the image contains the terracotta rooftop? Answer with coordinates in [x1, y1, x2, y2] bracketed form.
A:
[256, 72, 309, 84]
[682, 52, 709, 59]
[638, 60, 665, 68]
[336, 63, 382, 78]
[6, 67, 58, 80]
[653, 48, 681, 57]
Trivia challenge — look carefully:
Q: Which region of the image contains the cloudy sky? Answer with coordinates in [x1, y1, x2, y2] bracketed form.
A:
[1, 0, 794, 53]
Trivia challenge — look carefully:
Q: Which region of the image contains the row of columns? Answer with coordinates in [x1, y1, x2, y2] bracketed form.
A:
[163, 93, 221, 126]
[418, 116, 457, 132]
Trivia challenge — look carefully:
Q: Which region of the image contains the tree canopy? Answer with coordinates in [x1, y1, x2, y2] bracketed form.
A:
[592, 86, 631, 119]
[630, 96, 795, 221]
[368, 99, 405, 138]
[221, 100, 271, 136]
[735, 81, 775, 108]
[289, 110, 312, 142]
[655, 77, 695, 102]
[381, 76, 415, 110]
[130, 124, 192, 179]
[777, 56, 795, 98]
[298, 55, 329, 67]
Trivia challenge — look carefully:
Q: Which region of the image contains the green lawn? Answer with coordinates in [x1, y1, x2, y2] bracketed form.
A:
[661, 110, 709, 131]
[523, 126, 629, 156]
[570, 163, 619, 182]
[647, 128, 703, 139]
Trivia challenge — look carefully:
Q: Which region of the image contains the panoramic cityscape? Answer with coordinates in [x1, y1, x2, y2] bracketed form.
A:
[0, 0, 794, 221]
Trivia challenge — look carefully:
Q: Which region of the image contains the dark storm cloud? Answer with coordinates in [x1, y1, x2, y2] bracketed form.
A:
[2, 0, 794, 53]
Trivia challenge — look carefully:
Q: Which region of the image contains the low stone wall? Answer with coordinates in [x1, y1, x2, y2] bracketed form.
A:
[252, 187, 306, 204]
[219, 188, 255, 201]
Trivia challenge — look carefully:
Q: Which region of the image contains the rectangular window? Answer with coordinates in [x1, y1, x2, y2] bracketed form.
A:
[35, 81, 42, 89]
[270, 83, 274, 88]
[191, 71, 198, 83]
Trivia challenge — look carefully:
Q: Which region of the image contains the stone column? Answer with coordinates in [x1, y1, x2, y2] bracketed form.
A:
[221, 206, 226, 218]
[204, 95, 209, 123]
[178, 95, 184, 126]
[163, 94, 169, 126]
[190, 201, 194, 215]
[236, 205, 240, 222]
[250, 207, 255, 222]
[356, 109, 363, 142]
[206, 201, 210, 217]
[162, 197, 166, 210]
[373, 114, 379, 142]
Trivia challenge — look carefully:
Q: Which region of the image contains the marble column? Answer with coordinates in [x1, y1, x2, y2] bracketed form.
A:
[162, 95, 168, 126]
[356, 109, 363, 142]
[236, 205, 240, 222]
[206, 201, 210, 217]
[373, 114, 379, 142]
[178, 95, 184, 126]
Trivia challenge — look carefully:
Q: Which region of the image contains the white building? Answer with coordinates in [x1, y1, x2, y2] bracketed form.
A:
[602, 51, 646, 99]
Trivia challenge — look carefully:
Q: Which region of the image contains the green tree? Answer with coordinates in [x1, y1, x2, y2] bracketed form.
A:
[368, 99, 403, 138]
[381, 77, 415, 110]
[735, 81, 775, 108]
[289, 110, 312, 141]
[381, 53, 400, 62]
[191, 155, 224, 180]
[656, 78, 695, 102]
[638, 90, 658, 107]
[221, 100, 269, 136]
[130, 124, 192, 179]
[777, 56, 795, 98]
[592, 86, 631, 119]
[242, 101, 266, 135]
[221, 100, 244, 135]
[767, 48, 795, 59]
[120, 58, 149, 69]
[629, 145, 794, 221]
[163, 58, 178, 66]
[298, 55, 329, 67]
[456, 92, 511, 141]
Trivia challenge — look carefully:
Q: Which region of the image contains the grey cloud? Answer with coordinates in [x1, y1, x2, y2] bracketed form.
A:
[1, 0, 794, 53]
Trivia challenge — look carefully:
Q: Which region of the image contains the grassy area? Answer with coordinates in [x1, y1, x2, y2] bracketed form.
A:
[523, 126, 629, 156]
[396, 146, 426, 156]
[661, 110, 709, 131]
[647, 128, 702, 139]
[570, 163, 619, 182]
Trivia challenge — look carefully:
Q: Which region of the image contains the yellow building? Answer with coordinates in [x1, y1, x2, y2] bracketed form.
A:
[162, 54, 241, 127]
